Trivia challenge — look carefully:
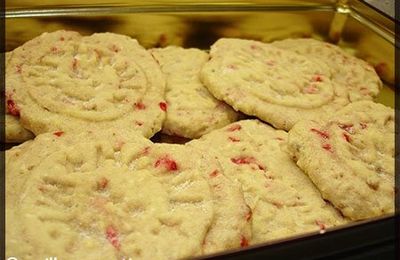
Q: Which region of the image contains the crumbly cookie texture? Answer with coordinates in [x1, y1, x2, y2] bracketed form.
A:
[6, 30, 166, 139]
[287, 101, 394, 220]
[188, 120, 346, 244]
[5, 114, 34, 143]
[272, 38, 382, 102]
[150, 46, 238, 139]
[5, 52, 34, 143]
[6, 131, 250, 259]
[200, 38, 350, 131]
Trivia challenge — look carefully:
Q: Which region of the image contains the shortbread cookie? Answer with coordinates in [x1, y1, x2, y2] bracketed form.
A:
[5, 114, 34, 143]
[200, 38, 349, 130]
[288, 101, 394, 220]
[6, 132, 250, 259]
[151, 46, 238, 138]
[272, 38, 382, 101]
[6, 30, 166, 138]
[188, 120, 346, 244]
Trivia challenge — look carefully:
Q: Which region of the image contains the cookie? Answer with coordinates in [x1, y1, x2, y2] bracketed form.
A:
[6, 131, 250, 259]
[200, 38, 349, 131]
[287, 101, 394, 220]
[150, 46, 238, 139]
[6, 30, 166, 139]
[188, 120, 346, 244]
[272, 38, 382, 101]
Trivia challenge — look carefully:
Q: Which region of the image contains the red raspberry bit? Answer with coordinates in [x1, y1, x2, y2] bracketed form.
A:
[360, 122, 367, 129]
[106, 226, 120, 250]
[60, 36, 65, 41]
[240, 236, 249, 247]
[16, 64, 22, 73]
[338, 123, 354, 133]
[97, 177, 108, 190]
[231, 156, 255, 165]
[311, 74, 323, 82]
[322, 143, 332, 152]
[7, 99, 20, 117]
[53, 131, 64, 137]
[303, 85, 318, 94]
[231, 156, 265, 171]
[228, 136, 240, 142]
[315, 220, 326, 232]
[343, 133, 351, 143]
[159, 102, 168, 112]
[209, 170, 219, 178]
[154, 156, 178, 172]
[134, 101, 146, 110]
[227, 124, 241, 132]
[310, 128, 330, 139]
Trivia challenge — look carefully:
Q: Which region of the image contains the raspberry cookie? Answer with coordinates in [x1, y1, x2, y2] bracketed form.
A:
[6, 30, 166, 139]
[288, 101, 394, 220]
[200, 38, 350, 130]
[272, 38, 382, 102]
[150, 46, 238, 139]
[6, 132, 250, 259]
[188, 120, 346, 244]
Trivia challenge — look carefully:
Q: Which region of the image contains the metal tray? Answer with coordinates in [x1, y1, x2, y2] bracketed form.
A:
[4, 0, 398, 259]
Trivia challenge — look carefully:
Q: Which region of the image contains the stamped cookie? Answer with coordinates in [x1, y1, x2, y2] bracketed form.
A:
[6, 132, 250, 259]
[188, 120, 346, 244]
[200, 38, 349, 130]
[288, 101, 394, 220]
[150, 46, 238, 139]
[6, 30, 166, 138]
[272, 38, 382, 102]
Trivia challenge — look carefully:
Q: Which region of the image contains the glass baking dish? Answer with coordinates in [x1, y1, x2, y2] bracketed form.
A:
[4, 0, 397, 259]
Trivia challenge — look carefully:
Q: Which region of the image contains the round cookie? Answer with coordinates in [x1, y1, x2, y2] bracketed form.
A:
[188, 120, 347, 244]
[272, 38, 382, 102]
[287, 101, 394, 220]
[150, 46, 239, 139]
[6, 132, 250, 259]
[200, 38, 349, 131]
[6, 30, 166, 139]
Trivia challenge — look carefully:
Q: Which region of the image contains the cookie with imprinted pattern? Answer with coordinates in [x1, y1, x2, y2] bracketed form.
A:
[287, 101, 394, 220]
[200, 38, 364, 130]
[188, 119, 347, 244]
[6, 30, 166, 139]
